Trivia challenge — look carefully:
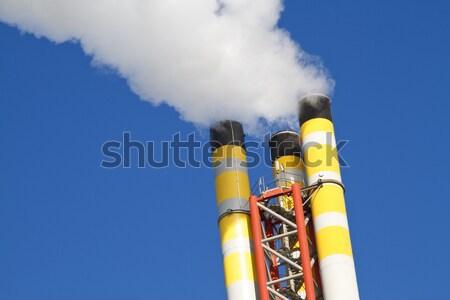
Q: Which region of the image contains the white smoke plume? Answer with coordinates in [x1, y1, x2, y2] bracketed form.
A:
[0, 0, 334, 134]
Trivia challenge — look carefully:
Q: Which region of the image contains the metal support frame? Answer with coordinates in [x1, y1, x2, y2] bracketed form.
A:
[249, 183, 317, 300]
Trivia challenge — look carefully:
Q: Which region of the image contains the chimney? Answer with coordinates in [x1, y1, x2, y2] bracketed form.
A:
[299, 94, 360, 300]
[210, 120, 258, 300]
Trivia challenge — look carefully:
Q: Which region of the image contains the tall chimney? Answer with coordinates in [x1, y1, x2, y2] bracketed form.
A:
[210, 120, 258, 300]
[299, 94, 359, 300]
[269, 131, 322, 297]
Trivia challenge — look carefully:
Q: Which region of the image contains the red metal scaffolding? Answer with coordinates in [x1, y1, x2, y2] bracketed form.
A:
[249, 183, 317, 300]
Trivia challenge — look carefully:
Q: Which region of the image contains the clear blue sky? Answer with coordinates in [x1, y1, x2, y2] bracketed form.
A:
[1, 0, 450, 299]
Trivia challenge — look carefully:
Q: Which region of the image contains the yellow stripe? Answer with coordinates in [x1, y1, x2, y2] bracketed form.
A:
[273, 155, 305, 210]
[273, 155, 304, 171]
[303, 144, 341, 175]
[219, 214, 253, 242]
[311, 185, 347, 218]
[214, 171, 250, 204]
[223, 251, 256, 285]
[300, 118, 334, 138]
[212, 145, 247, 164]
[316, 226, 353, 261]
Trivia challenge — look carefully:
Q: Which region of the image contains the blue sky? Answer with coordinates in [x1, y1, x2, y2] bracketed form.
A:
[1, 0, 450, 299]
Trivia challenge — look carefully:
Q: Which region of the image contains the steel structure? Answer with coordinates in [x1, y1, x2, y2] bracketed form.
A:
[210, 94, 360, 300]
[250, 183, 314, 300]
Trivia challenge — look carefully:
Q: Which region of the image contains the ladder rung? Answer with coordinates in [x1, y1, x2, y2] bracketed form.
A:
[267, 272, 304, 286]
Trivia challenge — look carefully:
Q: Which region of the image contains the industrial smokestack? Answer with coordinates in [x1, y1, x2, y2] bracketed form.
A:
[269, 131, 322, 298]
[299, 94, 359, 300]
[269, 131, 305, 190]
[210, 120, 258, 300]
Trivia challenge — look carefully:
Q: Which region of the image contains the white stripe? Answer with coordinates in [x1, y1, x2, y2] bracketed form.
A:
[302, 131, 336, 152]
[319, 254, 360, 300]
[307, 170, 341, 185]
[222, 238, 254, 257]
[314, 212, 349, 232]
[227, 280, 258, 300]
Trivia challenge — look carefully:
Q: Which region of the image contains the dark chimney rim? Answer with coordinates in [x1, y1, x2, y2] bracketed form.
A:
[299, 93, 333, 125]
[270, 130, 300, 138]
[299, 93, 331, 103]
[269, 130, 302, 161]
[210, 120, 245, 151]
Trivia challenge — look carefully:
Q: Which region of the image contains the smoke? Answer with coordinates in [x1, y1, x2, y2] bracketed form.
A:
[0, 0, 334, 134]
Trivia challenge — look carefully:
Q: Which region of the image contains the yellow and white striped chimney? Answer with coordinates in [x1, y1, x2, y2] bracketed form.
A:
[299, 95, 359, 300]
[210, 120, 258, 300]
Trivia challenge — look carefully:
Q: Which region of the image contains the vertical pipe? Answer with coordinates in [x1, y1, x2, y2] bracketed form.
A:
[269, 131, 305, 192]
[269, 131, 304, 293]
[291, 183, 315, 300]
[249, 195, 270, 300]
[270, 131, 320, 296]
[299, 94, 359, 300]
[211, 120, 258, 300]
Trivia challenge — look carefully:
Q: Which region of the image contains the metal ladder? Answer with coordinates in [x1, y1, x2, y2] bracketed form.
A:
[249, 182, 321, 300]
